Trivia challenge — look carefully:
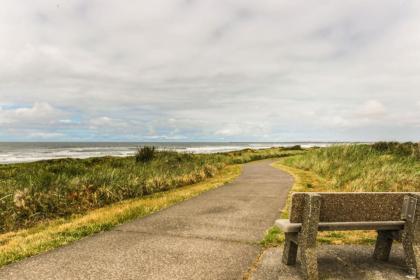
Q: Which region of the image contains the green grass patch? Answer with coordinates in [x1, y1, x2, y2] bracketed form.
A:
[264, 142, 419, 246]
[280, 143, 419, 192]
[260, 226, 284, 247]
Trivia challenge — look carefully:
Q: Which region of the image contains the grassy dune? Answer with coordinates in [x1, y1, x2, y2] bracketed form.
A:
[282, 142, 419, 192]
[267, 142, 420, 245]
[0, 147, 300, 233]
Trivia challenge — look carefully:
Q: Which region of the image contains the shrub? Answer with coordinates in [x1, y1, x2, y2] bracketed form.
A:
[287, 145, 302, 150]
[372, 141, 420, 159]
[135, 146, 156, 163]
[372, 141, 394, 152]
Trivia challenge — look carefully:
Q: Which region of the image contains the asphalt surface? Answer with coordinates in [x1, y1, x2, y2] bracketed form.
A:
[0, 159, 293, 280]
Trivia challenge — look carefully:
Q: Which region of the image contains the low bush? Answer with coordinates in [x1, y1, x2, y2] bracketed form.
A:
[135, 146, 156, 163]
[286, 145, 302, 150]
[372, 141, 420, 159]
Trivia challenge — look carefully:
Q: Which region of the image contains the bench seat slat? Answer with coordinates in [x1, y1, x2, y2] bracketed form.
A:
[275, 219, 405, 233]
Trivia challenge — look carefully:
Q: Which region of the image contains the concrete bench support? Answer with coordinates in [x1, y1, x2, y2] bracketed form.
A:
[282, 193, 321, 280]
[282, 233, 298, 265]
[373, 230, 396, 261]
[402, 194, 420, 276]
[298, 193, 321, 280]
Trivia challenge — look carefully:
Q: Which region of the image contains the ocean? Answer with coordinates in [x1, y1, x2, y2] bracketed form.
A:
[0, 142, 337, 164]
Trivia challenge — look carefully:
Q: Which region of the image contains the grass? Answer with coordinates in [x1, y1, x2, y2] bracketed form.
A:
[262, 143, 420, 247]
[0, 165, 241, 268]
[271, 162, 330, 219]
[282, 143, 419, 192]
[0, 147, 300, 233]
[1, 151, 224, 232]
[260, 226, 284, 247]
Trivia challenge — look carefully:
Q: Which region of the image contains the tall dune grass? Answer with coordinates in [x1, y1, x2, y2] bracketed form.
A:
[0, 147, 300, 233]
[281, 142, 420, 192]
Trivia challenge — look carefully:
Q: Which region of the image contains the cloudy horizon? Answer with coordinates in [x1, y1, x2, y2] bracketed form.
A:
[0, 0, 419, 142]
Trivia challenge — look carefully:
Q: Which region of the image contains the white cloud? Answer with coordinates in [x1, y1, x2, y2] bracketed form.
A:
[0, 102, 65, 125]
[0, 1, 419, 141]
[214, 122, 269, 137]
[29, 132, 64, 138]
[88, 116, 131, 136]
[59, 119, 75, 124]
[355, 100, 387, 118]
[89, 116, 113, 127]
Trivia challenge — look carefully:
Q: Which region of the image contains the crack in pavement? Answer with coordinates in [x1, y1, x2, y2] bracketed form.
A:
[113, 228, 260, 246]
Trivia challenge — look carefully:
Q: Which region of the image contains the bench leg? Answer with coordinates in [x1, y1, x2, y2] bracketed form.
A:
[283, 233, 298, 265]
[298, 194, 321, 280]
[401, 194, 420, 278]
[402, 235, 420, 277]
[300, 245, 318, 280]
[373, 230, 394, 261]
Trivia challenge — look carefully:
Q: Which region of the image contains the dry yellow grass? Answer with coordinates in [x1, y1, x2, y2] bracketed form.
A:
[0, 165, 242, 268]
[270, 161, 376, 245]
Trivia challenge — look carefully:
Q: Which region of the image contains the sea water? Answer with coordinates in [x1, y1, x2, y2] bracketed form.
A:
[0, 142, 336, 164]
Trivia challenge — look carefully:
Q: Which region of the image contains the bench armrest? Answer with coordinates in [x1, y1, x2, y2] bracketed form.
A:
[275, 219, 301, 233]
[275, 219, 405, 233]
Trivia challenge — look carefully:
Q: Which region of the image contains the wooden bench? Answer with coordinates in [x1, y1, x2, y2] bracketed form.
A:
[275, 192, 420, 280]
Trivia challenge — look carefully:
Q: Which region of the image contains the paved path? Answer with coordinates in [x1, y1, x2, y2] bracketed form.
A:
[0, 160, 293, 280]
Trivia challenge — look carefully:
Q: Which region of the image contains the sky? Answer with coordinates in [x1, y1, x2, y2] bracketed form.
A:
[0, 0, 419, 142]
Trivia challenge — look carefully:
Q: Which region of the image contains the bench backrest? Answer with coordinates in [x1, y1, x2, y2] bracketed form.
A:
[290, 192, 412, 223]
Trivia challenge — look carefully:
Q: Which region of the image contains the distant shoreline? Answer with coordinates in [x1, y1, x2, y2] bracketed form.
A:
[0, 141, 342, 164]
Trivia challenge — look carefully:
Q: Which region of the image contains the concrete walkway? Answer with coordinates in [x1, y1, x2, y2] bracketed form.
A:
[250, 245, 409, 280]
[0, 160, 293, 280]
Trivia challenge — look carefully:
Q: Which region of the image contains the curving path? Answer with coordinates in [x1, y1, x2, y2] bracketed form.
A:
[0, 159, 293, 280]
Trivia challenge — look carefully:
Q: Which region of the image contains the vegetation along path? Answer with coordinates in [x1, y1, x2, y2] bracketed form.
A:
[0, 159, 293, 280]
